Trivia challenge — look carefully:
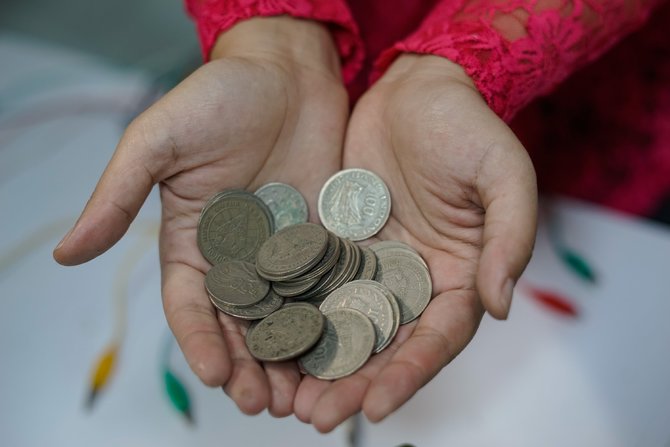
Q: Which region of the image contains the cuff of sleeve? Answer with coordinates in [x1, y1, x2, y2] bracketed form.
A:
[186, 0, 364, 84]
[372, 22, 518, 122]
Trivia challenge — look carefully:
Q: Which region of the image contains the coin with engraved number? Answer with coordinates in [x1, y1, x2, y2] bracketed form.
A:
[255, 182, 309, 231]
[197, 191, 273, 265]
[318, 168, 391, 241]
[298, 308, 375, 380]
[246, 302, 324, 361]
[374, 248, 432, 324]
[319, 280, 396, 353]
[210, 290, 283, 320]
[205, 261, 270, 308]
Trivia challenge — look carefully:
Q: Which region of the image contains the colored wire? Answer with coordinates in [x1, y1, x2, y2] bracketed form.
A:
[519, 280, 579, 318]
[0, 219, 72, 278]
[343, 412, 363, 447]
[85, 221, 159, 410]
[546, 207, 598, 284]
[160, 330, 194, 425]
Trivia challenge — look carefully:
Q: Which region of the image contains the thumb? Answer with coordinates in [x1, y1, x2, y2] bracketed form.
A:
[53, 118, 169, 266]
[475, 144, 538, 319]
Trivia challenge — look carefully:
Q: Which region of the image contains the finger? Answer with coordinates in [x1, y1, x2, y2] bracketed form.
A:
[362, 290, 483, 422]
[220, 315, 271, 415]
[162, 261, 232, 387]
[476, 146, 537, 319]
[53, 117, 171, 266]
[309, 327, 409, 433]
[264, 361, 301, 418]
[294, 375, 332, 423]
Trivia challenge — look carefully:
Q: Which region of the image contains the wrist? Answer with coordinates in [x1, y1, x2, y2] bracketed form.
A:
[211, 16, 342, 80]
[380, 54, 476, 90]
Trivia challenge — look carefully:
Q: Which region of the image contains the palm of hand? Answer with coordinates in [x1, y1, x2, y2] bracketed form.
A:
[158, 59, 348, 416]
[55, 57, 348, 416]
[294, 71, 537, 431]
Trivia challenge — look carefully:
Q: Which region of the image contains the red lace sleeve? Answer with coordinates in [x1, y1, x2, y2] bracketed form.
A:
[184, 0, 364, 83]
[373, 0, 665, 121]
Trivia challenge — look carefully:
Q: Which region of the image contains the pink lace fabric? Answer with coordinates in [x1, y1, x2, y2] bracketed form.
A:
[184, 0, 364, 83]
[374, 0, 663, 122]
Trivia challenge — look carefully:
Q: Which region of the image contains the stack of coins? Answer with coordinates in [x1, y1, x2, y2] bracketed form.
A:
[255, 223, 379, 305]
[196, 168, 433, 379]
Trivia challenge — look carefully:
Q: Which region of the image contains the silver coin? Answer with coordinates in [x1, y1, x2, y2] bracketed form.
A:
[200, 189, 246, 217]
[268, 232, 341, 300]
[318, 168, 391, 241]
[211, 290, 284, 320]
[197, 191, 274, 265]
[369, 281, 401, 352]
[256, 223, 329, 281]
[255, 182, 309, 231]
[205, 261, 270, 308]
[369, 240, 428, 269]
[272, 275, 322, 297]
[319, 280, 395, 353]
[246, 302, 324, 361]
[299, 308, 375, 380]
[316, 238, 358, 297]
[298, 231, 341, 281]
[355, 246, 378, 280]
[340, 239, 362, 284]
[201, 189, 275, 234]
[374, 249, 432, 324]
[294, 261, 339, 301]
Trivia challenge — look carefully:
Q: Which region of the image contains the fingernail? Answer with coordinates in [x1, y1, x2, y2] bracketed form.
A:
[499, 278, 515, 319]
[54, 226, 74, 251]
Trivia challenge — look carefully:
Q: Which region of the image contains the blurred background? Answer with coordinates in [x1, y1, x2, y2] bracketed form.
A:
[1, 1, 670, 446]
[1, 0, 199, 77]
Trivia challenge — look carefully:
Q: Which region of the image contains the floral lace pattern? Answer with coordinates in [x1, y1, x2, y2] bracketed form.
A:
[185, 0, 364, 83]
[374, 0, 663, 122]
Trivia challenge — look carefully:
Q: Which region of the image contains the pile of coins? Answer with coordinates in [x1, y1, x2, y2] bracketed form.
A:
[197, 169, 432, 379]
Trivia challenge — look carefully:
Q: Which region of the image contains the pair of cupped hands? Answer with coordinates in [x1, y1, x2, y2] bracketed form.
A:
[53, 17, 537, 432]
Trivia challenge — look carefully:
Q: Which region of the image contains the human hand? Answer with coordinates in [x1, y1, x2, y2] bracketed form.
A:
[294, 54, 538, 431]
[53, 16, 348, 417]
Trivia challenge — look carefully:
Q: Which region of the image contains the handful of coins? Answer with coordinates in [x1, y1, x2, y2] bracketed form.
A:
[197, 169, 432, 379]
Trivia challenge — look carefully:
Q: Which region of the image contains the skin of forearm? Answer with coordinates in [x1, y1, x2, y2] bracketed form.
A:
[211, 16, 342, 79]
